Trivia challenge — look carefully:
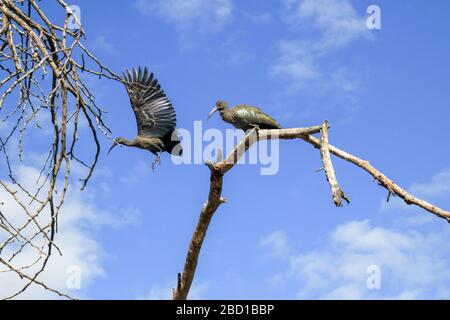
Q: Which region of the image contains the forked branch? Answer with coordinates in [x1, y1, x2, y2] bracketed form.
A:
[173, 121, 450, 300]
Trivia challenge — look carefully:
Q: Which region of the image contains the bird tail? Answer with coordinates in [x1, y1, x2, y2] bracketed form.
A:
[163, 129, 183, 156]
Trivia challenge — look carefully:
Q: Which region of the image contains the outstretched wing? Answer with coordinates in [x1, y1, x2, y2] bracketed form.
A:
[122, 67, 177, 137]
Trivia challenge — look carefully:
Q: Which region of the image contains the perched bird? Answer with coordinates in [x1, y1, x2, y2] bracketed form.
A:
[108, 67, 182, 169]
[207, 101, 282, 131]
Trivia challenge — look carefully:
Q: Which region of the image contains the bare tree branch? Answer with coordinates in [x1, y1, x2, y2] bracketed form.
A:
[300, 133, 450, 222]
[0, 0, 120, 299]
[173, 125, 323, 300]
[173, 123, 450, 300]
[319, 120, 350, 207]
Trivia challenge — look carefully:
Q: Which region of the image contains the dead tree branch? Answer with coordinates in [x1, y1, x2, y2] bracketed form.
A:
[0, 0, 120, 299]
[319, 120, 350, 206]
[173, 122, 450, 300]
[172, 125, 323, 300]
[300, 133, 450, 222]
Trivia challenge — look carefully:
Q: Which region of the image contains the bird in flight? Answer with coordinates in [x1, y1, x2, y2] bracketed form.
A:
[207, 100, 282, 131]
[109, 67, 182, 170]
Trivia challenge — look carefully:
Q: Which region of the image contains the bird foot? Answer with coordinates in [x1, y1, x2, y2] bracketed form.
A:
[248, 126, 260, 139]
[249, 125, 260, 133]
[152, 155, 161, 172]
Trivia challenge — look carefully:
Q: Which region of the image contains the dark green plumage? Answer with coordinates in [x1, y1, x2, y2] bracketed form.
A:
[208, 101, 282, 131]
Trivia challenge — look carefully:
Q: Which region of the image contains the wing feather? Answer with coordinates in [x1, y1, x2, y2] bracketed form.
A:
[122, 67, 177, 137]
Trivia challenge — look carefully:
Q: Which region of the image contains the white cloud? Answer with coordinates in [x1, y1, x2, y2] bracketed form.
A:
[260, 230, 290, 258]
[410, 168, 450, 198]
[262, 220, 450, 299]
[92, 35, 118, 56]
[283, 0, 368, 50]
[272, 0, 369, 89]
[134, 0, 232, 34]
[380, 168, 450, 225]
[0, 165, 137, 299]
[119, 158, 149, 188]
[272, 40, 320, 82]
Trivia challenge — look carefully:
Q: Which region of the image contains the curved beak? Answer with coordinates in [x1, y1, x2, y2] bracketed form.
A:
[207, 106, 219, 120]
[108, 141, 120, 155]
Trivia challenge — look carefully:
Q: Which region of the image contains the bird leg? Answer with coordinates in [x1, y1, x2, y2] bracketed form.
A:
[248, 124, 260, 134]
[247, 126, 260, 140]
[152, 154, 161, 172]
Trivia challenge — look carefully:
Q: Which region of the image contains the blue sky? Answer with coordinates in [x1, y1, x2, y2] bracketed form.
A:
[1, 0, 450, 299]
